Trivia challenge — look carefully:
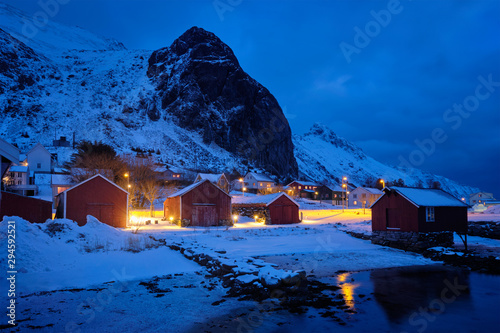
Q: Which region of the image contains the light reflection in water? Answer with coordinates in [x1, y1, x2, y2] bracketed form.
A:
[336, 273, 360, 310]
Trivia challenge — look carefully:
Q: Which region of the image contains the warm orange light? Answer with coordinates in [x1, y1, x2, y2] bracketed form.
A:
[169, 216, 173, 222]
[343, 176, 347, 181]
[239, 178, 244, 182]
[233, 215, 238, 222]
[243, 187, 247, 191]
[124, 173, 129, 178]
[128, 184, 131, 188]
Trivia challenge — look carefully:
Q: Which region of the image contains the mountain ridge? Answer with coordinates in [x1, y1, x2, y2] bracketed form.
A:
[0, 3, 479, 198]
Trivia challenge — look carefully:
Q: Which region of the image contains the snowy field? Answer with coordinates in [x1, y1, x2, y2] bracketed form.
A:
[2, 207, 500, 331]
[468, 205, 500, 222]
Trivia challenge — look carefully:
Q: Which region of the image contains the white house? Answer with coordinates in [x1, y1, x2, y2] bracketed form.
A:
[349, 187, 383, 208]
[469, 192, 495, 205]
[26, 143, 53, 174]
[243, 172, 275, 192]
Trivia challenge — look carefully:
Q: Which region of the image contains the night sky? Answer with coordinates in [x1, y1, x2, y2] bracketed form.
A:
[4, 0, 500, 196]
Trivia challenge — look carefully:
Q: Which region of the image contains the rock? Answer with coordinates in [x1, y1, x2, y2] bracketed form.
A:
[147, 26, 298, 179]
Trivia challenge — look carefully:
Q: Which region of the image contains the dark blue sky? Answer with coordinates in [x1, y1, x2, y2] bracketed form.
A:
[5, 0, 500, 195]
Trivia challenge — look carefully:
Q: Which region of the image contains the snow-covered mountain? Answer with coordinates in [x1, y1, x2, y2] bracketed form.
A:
[0, 3, 479, 197]
[294, 123, 480, 198]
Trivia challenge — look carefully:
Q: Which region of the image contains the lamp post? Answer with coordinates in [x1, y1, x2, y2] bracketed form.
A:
[243, 187, 247, 197]
[342, 176, 348, 212]
[380, 179, 385, 189]
[342, 184, 346, 212]
[124, 173, 130, 224]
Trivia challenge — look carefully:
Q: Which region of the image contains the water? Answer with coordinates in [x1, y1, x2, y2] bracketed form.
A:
[187, 264, 500, 332]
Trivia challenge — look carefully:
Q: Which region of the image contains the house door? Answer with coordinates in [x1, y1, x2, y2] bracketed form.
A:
[386, 208, 401, 229]
[192, 205, 217, 227]
[270, 205, 293, 224]
[87, 203, 116, 226]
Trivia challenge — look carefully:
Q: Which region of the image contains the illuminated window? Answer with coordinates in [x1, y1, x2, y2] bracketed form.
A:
[426, 207, 435, 222]
[353, 201, 357, 205]
[260, 183, 263, 186]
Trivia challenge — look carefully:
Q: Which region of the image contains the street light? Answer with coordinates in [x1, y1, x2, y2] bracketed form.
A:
[243, 187, 247, 197]
[380, 179, 385, 189]
[124, 172, 130, 224]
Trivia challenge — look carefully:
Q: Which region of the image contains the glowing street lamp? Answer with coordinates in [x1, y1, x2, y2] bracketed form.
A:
[169, 216, 174, 224]
[243, 187, 247, 197]
[233, 214, 238, 224]
[380, 179, 385, 189]
[254, 215, 258, 223]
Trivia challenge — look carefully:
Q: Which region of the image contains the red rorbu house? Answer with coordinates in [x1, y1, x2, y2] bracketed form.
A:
[163, 179, 232, 227]
[371, 187, 468, 250]
[232, 192, 300, 225]
[55, 174, 128, 227]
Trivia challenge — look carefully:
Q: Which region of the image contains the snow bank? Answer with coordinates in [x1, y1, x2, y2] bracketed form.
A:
[0, 216, 201, 293]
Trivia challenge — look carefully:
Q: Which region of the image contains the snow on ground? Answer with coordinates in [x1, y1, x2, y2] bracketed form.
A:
[468, 205, 500, 222]
[139, 209, 434, 280]
[0, 216, 200, 293]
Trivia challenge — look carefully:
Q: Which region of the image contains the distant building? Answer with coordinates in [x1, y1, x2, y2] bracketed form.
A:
[194, 173, 229, 193]
[316, 184, 344, 205]
[286, 180, 319, 199]
[243, 172, 275, 193]
[349, 187, 383, 208]
[26, 143, 53, 174]
[156, 166, 185, 181]
[53, 136, 71, 147]
[469, 192, 495, 205]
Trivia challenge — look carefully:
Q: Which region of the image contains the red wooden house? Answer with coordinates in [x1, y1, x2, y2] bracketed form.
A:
[371, 187, 468, 233]
[232, 192, 300, 225]
[55, 174, 128, 227]
[0, 191, 52, 223]
[164, 179, 231, 227]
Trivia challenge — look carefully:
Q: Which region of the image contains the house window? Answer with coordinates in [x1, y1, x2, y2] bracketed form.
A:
[353, 194, 357, 199]
[361, 193, 366, 198]
[479, 194, 482, 197]
[298, 186, 301, 189]
[37, 163, 41, 169]
[334, 194, 337, 198]
[426, 207, 435, 222]
[259, 183, 263, 187]
[253, 183, 255, 186]
[326, 194, 329, 198]
[353, 201, 357, 205]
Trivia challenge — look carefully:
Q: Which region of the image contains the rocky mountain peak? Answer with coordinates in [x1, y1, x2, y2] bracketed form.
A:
[146, 27, 298, 179]
[303, 123, 365, 159]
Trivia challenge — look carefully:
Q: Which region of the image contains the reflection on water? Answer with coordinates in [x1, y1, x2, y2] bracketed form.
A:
[370, 265, 471, 324]
[336, 272, 360, 310]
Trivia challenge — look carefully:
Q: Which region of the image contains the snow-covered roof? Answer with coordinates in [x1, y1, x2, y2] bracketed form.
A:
[8, 165, 28, 173]
[196, 173, 224, 182]
[232, 192, 298, 207]
[167, 179, 230, 198]
[246, 172, 274, 182]
[58, 174, 127, 196]
[51, 174, 73, 185]
[373, 187, 468, 208]
[363, 187, 383, 195]
[287, 180, 318, 187]
[0, 137, 19, 164]
[26, 142, 50, 156]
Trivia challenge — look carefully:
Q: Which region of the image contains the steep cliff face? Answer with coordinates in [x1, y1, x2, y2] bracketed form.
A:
[147, 27, 298, 178]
